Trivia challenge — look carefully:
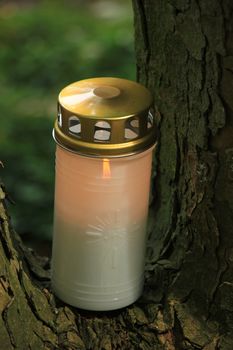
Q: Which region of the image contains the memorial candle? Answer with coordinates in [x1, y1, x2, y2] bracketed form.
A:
[51, 77, 157, 311]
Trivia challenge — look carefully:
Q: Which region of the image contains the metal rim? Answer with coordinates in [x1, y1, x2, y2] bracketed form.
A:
[54, 77, 157, 157]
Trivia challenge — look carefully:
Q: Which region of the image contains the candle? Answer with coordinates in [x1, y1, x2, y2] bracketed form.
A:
[51, 77, 156, 311]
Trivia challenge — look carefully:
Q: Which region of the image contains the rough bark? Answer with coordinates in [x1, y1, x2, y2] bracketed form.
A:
[0, 0, 233, 349]
[133, 0, 233, 348]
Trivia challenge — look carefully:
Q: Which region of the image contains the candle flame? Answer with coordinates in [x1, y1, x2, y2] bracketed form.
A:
[102, 158, 111, 179]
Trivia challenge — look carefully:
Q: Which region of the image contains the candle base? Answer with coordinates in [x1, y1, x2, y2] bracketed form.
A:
[51, 276, 144, 311]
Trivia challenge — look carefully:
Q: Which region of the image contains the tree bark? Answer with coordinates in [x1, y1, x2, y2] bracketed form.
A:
[133, 0, 233, 348]
[0, 0, 233, 349]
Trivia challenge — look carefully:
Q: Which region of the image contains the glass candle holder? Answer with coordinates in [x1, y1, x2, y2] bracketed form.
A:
[51, 77, 157, 311]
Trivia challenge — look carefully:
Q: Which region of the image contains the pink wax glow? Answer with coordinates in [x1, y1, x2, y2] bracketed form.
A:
[51, 145, 153, 311]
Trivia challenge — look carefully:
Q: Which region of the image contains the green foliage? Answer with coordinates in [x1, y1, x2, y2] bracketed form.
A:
[0, 0, 135, 89]
[1, 116, 55, 237]
[0, 0, 135, 240]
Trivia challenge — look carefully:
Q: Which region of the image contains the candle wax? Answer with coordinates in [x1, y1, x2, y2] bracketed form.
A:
[51, 146, 153, 311]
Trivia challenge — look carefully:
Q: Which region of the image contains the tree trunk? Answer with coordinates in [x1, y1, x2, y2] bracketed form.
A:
[133, 0, 233, 347]
[1, 0, 233, 349]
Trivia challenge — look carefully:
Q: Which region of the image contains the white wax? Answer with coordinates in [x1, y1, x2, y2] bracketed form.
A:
[51, 146, 153, 311]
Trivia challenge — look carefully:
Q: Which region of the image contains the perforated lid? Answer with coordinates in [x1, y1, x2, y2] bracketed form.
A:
[53, 77, 157, 157]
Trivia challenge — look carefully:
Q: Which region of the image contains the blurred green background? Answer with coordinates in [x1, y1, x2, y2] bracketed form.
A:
[0, 0, 135, 255]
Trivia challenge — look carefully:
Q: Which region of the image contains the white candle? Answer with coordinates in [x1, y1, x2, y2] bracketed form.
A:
[51, 77, 157, 311]
[51, 145, 153, 311]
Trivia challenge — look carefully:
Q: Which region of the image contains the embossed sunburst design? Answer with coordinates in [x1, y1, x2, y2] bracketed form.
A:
[85, 210, 141, 269]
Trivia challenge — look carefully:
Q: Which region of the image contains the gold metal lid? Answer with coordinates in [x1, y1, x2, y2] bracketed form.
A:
[53, 77, 157, 157]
